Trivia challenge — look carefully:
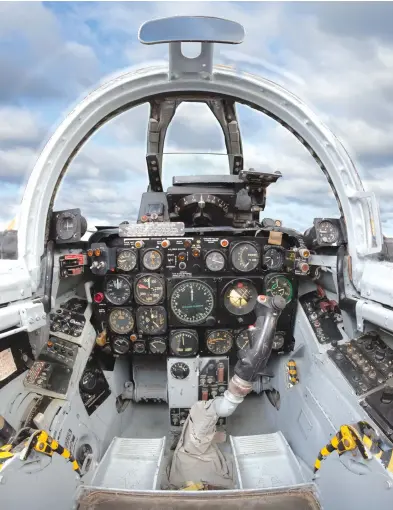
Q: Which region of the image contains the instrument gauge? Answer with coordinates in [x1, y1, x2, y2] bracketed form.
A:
[263, 248, 284, 270]
[170, 280, 214, 324]
[206, 330, 233, 355]
[108, 308, 134, 335]
[170, 329, 199, 356]
[117, 249, 137, 272]
[142, 249, 163, 271]
[231, 242, 259, 272]
[111, 336, 130, 355]
[223, 279, 258, 316]
[104, 275, 132, 305]
[171, 362, 190, 380]
[56, 213, 78, 241]
[149, 337, 167, 354]
[136, 306, 167, 335]
[236, 329, 251, 350]
[266, 275, 293, 304]
[318, 220, 339, 244]
[135, 274, 165, 305]
[205, 251, 226, 272]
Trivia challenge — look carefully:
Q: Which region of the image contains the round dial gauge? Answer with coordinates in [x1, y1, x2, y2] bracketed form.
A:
[133, 342, 146, 354]
[142, 249, 163, 271]
[170, 280, 214, 324]
[236, 329, 251, 350]
[263, 248, 284, 270]
[206, 330, 233, 355]
[149, 337, 167, 354]
[135, 274, 165, 305]
[170, 361, 190, 380]
[205, 251, 226, 272]
[108, 308, 134, 334]
[223, 280, 258, 316]
[111, 336, 130, 355]
[170, 330, 199, 356]
[266, 275, 293, 304]
[318, 221, 339, 244]
[104, 275, 132, 305]
[231, 242, 259, 272]
[56, 213, 77, 241]
[136, 306, 167, 335]
[117, 249, 137, 272]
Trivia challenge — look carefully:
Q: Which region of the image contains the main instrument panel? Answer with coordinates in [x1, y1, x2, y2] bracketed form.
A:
[90, 235, 304, 357]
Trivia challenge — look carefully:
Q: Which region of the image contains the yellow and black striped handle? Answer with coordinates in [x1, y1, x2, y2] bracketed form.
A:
[0, 444, 14, 471]
[32, 430, 81, 475]
[287, 359, 299, 385]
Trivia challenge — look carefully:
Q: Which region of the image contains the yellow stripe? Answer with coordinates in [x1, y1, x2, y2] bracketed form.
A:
[62, 450, 71, 459]
[362, 435, 372, 449]
[321, 446, 330, 456]
[375, 450, 383, 459]
[331, 436, 339, 448]
[314, 458, 321, 470]
[387, 453, 393, 473]
[71, 460, 80, 471]
[0, 452, 14, 460]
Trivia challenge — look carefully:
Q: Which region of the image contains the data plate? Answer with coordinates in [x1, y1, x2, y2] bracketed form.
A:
[119, 222, 185, 238]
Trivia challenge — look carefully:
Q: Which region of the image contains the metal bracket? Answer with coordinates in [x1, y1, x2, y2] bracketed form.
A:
[20, 301, 47, 332]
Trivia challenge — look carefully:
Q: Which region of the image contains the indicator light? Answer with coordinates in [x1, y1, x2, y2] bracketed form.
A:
[47, 340, 53, 347]
[183, 240, 191, 248]
[192, 249, 200, 258]
[274, 220, 282, 227]
[135, 240, 144, 249]
[178, 253, 186, 262]
[300, 262, 310, 273]
[94, 248, 101, 257]
[161, 239, 170, 248]
[220, 239, 229, 248]
[130, 334, 137, 342]
[94, 292, 104, 303]
[141, 215, 148, 222]
[87, 249, 93, 257]
[258, 295, 267, 303]
[299, 248, 310, 258]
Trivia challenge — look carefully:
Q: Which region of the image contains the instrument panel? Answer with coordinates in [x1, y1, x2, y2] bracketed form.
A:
[91, 235, 301, 356]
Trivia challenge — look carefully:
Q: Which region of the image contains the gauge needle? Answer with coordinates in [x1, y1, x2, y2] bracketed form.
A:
[138, 284, 149, 289]
[191, 287, 194, 302]
[148, 278, 151, 289]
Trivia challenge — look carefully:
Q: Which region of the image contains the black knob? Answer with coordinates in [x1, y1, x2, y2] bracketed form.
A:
[205, 316, 216, 327]
[272, 295, 287, 311]
[375, 350, 386, 362]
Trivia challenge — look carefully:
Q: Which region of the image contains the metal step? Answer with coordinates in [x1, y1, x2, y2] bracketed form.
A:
[230, 432, 305, 489]
[90, 436, 166, 491]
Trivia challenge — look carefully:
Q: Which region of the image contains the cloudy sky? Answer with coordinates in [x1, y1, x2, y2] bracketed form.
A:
[1, 1, 393, 234]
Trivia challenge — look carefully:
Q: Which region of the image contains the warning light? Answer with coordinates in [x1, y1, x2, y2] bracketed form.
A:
[135, 240, 144, 249]
[299, 248, 310, 259]
[237, 282, 244, 288]
[220, 239, 229, 248]
[94, 248, 101, 257]
[183, 240, 191, 248]
[47, 340, 53, 347]
[141, 215, 148, 223]
[130, 334, 137, 342]
[258, 295, 267, 303]
[192, 249, 200, 258]
[94, 292, 104, 304]
[178, 252, 186, 262]
[161, 239, 170, 248]
[87, 249, 93, 257]
[300, 263, 310, 273]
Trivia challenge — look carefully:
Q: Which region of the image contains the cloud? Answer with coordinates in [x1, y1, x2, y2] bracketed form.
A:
[0, 107, 44, 144]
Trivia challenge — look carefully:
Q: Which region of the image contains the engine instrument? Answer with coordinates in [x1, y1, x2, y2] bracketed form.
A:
[149, 337, 167, 354]
[231, 242, 259, 272]
[206, 330, 233, 354]
[205, 250, 226, 272]
[266, 275, 293, 304]
[170, 329, 199, 356]
[117, 249, 137, 271]
[142, 249, 163, 271]
[108, 308, 134, 334]
[223, 279, 258, 315]
[111, 336, 131, 355]
[135, 274, 165, 305]
[170, 280, 214, 324]
[104, 275, 132, 305]
[170, 361, 190, 379]
[136, 306, 167, 334]
[236, 329, 251, 350]
[263, 247, 284, 270]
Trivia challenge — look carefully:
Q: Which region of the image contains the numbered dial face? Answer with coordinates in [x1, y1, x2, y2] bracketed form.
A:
[104, 276, 132, 305]
[205, 251, 226, 272]
[236, 329, 251, 350]
[136, 306, 167, 335]
[231, 242, 259, 272]
[318, 221, 339, 244]
[171, 361, 190, 380]
[117, 249, 137, 272]
[266, 275, 293, 304]
[263, 248, 284, 270]
[135, 275, 165, 305]
[206, 330, 233, 355]
[109, 308, 134, 334]
[142, 249, 163, 271]
[170, 280, 214, 324]
[133, 342, 146, 354]
[56, 213, 77, 240]
[149, 337, 167, 354]
[170, 330, 199, 356]
[223, 280, 258, 316]
[111, 336, 130, 355]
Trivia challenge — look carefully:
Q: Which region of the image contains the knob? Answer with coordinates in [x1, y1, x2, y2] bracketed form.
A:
[375, 350, 386, 362]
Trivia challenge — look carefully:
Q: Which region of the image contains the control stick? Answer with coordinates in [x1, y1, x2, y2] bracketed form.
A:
[213, 294, 286, 417]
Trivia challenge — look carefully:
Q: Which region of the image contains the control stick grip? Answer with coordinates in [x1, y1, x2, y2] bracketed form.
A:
[234, 294, 286, 382]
